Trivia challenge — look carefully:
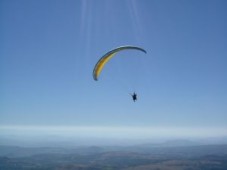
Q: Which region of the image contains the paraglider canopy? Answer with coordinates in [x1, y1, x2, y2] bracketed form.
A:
[93, 45, 146, 81]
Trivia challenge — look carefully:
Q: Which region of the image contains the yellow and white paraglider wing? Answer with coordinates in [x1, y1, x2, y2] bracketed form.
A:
[93, 46, 146, 81]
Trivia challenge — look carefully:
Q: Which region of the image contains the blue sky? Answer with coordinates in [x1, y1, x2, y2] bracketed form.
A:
[0, 0, 227, 138]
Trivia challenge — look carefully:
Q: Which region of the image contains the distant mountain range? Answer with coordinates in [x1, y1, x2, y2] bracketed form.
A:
[1, 135, 227, 147]
[1, 143, 227, 158]
[0, 144, 227, 170]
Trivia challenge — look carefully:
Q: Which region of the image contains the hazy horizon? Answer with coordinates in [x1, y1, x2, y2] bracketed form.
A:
[1, 125, 227, 147]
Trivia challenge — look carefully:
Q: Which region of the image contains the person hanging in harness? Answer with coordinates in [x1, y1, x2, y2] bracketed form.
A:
[131, 92, 137, 102]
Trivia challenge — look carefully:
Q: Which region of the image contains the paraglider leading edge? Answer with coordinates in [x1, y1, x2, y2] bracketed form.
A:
[93, 45, 147, 81]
